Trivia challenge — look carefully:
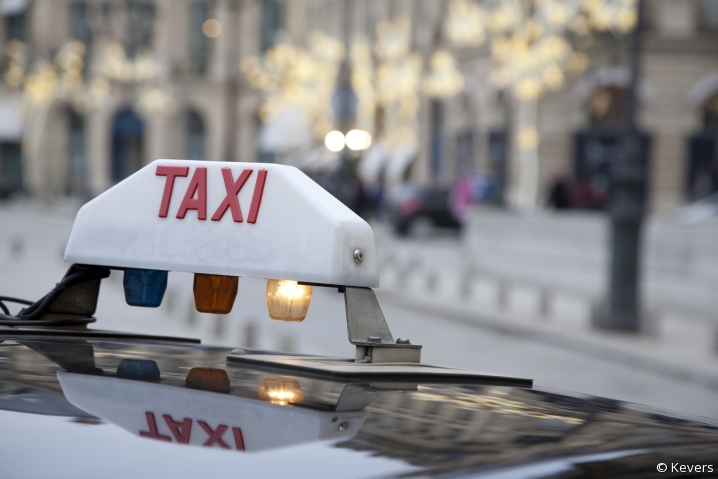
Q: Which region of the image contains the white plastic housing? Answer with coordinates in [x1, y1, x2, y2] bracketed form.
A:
[65, 160, 379, 287]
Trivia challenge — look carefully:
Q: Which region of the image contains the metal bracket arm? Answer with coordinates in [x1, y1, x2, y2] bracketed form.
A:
[343, 287, 422, 364]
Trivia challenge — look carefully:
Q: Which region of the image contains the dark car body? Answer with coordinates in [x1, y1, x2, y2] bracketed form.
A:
[1, 331, 717, 478]
[387, 185, 462, 237]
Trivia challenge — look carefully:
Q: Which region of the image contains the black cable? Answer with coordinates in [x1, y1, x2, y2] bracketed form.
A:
[0, 296, 33, 315]
[0, 267, 109, 327]
[0, 296, 34, 305]
[19, 268, 110, 321]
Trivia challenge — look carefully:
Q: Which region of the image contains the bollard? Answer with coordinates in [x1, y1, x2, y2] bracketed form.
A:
[426, 271, 438, 293]
[539, 289, 551, 319]
[244, 322, 258, 348]
[460, 271, 475, 301]
[163, 288, 176, 315]
[186, 300, 197, 326]
[10, 236, 23, 260]
[214, 314, 227, 338]
[497, 281, 508, 311]
[279, 334, 296, 353]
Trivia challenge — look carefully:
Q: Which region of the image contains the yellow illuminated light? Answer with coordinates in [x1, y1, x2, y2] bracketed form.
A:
[346, 129, 372, 151]
[258, 378, 304, 405]
[266, 279, 313, 322]
[324, 130, 345, 152]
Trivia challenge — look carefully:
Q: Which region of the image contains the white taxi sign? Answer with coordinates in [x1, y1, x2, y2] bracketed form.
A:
[64, 160, 379, 287]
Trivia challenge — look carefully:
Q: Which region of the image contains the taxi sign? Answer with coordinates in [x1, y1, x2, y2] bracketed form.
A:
[65, 160, 379, 288]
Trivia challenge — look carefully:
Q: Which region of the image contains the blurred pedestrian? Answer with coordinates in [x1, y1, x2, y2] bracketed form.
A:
[450, 172, 474, 222]
[547, 176, 571, 209]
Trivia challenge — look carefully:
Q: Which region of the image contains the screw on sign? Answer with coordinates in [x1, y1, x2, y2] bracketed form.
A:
[156, 166, 267, 223]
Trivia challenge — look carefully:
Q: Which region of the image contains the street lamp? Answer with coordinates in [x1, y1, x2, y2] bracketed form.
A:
[599, 0, 646, 332]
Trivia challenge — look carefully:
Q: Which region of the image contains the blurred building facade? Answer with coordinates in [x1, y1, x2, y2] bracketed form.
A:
[0, 0, 717, 214]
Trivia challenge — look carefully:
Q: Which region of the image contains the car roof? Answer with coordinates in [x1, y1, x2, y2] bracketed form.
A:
[1, 335, 717, 479]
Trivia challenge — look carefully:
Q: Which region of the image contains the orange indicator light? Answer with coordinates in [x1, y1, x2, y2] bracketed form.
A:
[258, 378, 304, 405]
[193, 273, 238, 314]
[186, 367, 231, 394]
[265, 279, 312, 322]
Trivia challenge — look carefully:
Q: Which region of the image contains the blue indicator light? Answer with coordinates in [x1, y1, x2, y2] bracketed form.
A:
[116, 359, 161, 382]
[123, 268, 168, 307]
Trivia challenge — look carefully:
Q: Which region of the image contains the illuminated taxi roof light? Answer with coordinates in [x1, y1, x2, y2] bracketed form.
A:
[193, 273, 238, 314]
[257, 378, 304, 406]
[266, 279, 312, 322]
[65, 160, 378, 288]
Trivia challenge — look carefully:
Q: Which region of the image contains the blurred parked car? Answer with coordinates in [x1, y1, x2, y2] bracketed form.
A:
[386, 184, 462, 237]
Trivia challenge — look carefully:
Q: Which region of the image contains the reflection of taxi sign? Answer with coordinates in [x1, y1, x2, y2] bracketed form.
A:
[58, 372, 367, 452]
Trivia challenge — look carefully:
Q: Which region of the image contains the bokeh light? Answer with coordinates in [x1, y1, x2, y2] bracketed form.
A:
[202, 19, 222, 38]
[324, 130, 345, 152]
[346, 129, 372, 151]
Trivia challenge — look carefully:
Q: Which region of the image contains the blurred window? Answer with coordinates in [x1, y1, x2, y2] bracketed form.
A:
[128, 2, 155, 56]
[67, 110, 87, 197]
[111, 108, 145, 182]
[687, 92, 718, 201]
[702, 0, 718, 31]
[703, 92, 718, 129]
[456, 130, 473, 174]
[186, 110, 206, 161]
[0, 142, 22, 193]
[5, 10, 26, 42]
[389, 0, 400, 18]
[261, 0, 282, 52]
[189, 1, 210, 75]
[364, 1, 376, 40]
[488, 130, 508, 204]
[430, 99, 444, 179]
[255, 113, 275, 163]
[69, 2, 93, 43]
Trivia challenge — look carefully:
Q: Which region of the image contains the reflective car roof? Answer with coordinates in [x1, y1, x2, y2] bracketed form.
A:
[1, 336, 717, 479]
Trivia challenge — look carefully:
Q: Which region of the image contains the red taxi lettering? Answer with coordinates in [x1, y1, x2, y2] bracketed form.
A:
[211, 168, 252, 223]
[198, 421, 230, 449]
[139, 412, 171, 442]
[156, 166, 189, 218]
[157, 166, 267, 224]
[176, 167, 208, 220]
[247, 169, 267, 224]
[232, 427, 246, 451]
[162, 414, 192, 444]
[139, 413, 246, 450]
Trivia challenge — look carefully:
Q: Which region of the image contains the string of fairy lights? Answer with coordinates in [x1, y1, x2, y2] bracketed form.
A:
[244, 0, 637, 205]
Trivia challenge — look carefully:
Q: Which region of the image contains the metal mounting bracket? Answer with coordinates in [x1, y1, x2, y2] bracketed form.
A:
[342, 287, 422, 364]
